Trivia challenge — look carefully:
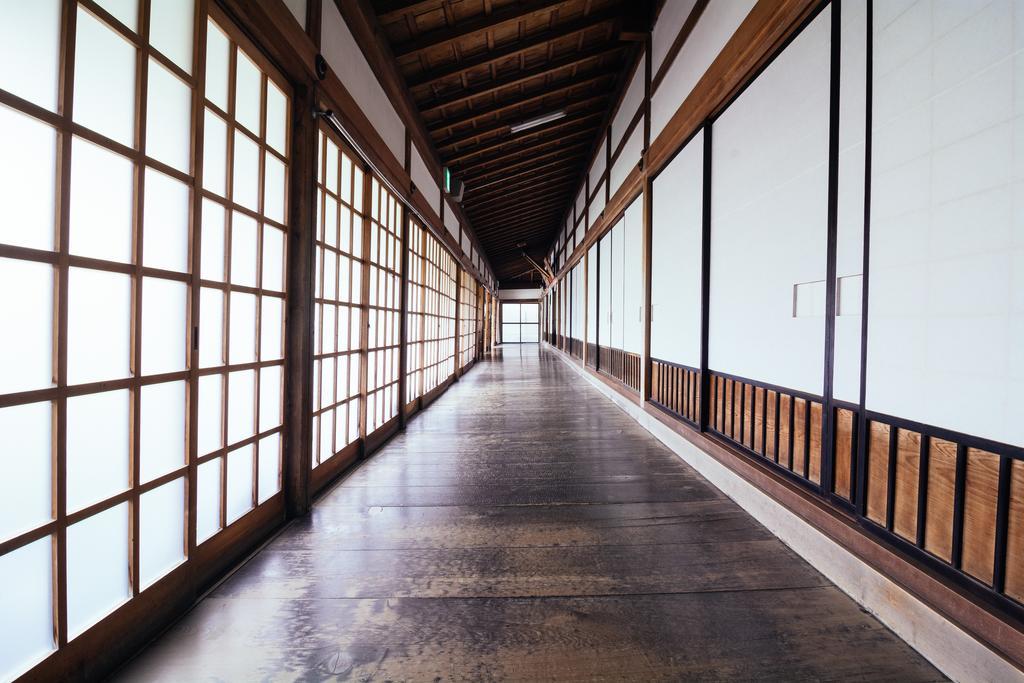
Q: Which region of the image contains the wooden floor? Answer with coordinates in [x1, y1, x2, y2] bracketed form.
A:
[116, 344, 943, 681]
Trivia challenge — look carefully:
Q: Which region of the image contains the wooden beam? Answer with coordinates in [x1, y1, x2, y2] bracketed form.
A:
[453, 127, 598, 174]
[468, 182, 576, 214]
[466, 167, 580, 203]
[391, 0, 576, 57]
[444, 110, 604, 164]
[467, 154, 587, 191]
[408, 8, 622, 89]
[427, 72, 617, 134]
[460, 139, 593, 179]
[376, 0, 444, 25]
[435, 96, 608, 150]
[419, 45, 625, 115]
[470, 193, 572, 223]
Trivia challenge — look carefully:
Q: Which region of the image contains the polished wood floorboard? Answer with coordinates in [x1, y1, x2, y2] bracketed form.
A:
[116, 345, 943, 681]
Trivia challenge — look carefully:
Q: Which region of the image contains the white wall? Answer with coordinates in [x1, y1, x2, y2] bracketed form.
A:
[282, 0, 306, 28]
[587, 244, 597, 344]
[651, 130, 703, 367]
[410, 146, 441, 218]
[588, 140, 607, 190]
[611, 60, 645, 150]
[598, 230, 612, 347]
[443, 201, 459, 242]
[589, 180, 606, 227]
[610, 218, 625, 349]
[651, 0, 756, 142]
[575, 186, 587, 229]
[866, 0, 1024, 447]
[709, 7, 831, 395]
[610, 125, 643, 197]
[623, 196, 644, 354]
[652, 0, 698, 75]
[321, 1, 405, 162]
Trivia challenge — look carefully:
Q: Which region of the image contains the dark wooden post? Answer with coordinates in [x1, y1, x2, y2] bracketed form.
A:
[283, 83, 317, 518]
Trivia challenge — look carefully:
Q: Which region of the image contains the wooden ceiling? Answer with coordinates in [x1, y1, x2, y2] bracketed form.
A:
[371, 0, 649, 285]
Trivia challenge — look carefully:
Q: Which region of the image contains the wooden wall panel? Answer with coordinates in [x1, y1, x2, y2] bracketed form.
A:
[834, 408, 854, 500]
[778, 395, 792, 469]
[766, 390, 778, 461]
[792, 398, 807, 478]
[809, 402, 822, 485]
[925, 438, 957, 563]
[893, 429, 922, 543]
[867, 422, 891, 526]
[962, 448, 1000, 586]
[1006, 459, 1024, 603]
[753, 387, 765, 453]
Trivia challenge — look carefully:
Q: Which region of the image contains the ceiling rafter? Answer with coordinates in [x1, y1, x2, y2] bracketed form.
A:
[407, 8, 621, 89]
[418, 44, 624, 115]
[426, 71, 617, 135]
[444, 109, 604, 163]
[391, 0, 576, 57]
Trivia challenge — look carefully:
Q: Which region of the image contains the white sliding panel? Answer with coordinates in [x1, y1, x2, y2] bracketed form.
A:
[651, 129, 703, 367]
[586, 244, 598, 344]
[709, 7, 831, 395]
[623, 196, 644, 354]
[867, 0, 1024, 447]
[610, 218, 625, 350]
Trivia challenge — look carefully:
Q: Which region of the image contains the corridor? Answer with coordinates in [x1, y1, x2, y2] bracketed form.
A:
[116, 346, 941, 681]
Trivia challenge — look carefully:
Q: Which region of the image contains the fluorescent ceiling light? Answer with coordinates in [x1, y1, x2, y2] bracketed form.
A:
[510, 110, 567, 134]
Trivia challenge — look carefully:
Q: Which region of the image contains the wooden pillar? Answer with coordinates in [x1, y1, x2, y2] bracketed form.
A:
[454, 265, 462, 380]
[639, 173, 653, 403]
[396, 204, 410, 428]
[282, 84, 317, 518]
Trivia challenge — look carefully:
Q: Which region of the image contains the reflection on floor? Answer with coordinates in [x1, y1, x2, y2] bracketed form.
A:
[116, 344, 943, 681]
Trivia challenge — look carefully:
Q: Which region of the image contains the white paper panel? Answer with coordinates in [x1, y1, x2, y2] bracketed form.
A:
[709, 7, 831, 394]
[610, 124, 643, 198]
[652, 0, 699, 75]
[651, 0, 755, 141]
[623, 196, 644, 354]
[611, 58, 646, 150]
[321, 0, 405, 161]
[410, 145, 441, 215]
[651, 129, 702, 367]
[867, 0, 1024, 447]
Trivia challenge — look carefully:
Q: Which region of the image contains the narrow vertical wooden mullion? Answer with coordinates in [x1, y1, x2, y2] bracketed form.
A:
[951, 443, 968, 570]
[915, 434, 930, 548]
[220, 35, 239, 529]
[130, 0, 153, 599]
[54, 0, 79, 649]
[396, 205, 409, 427]
[992, 455, 1012, 593]
[187, 0, 210, 550]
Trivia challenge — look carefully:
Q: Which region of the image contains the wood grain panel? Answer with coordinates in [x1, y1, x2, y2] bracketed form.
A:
[753, 387, 765, 454]
[792, 398, 807, 478]
[867, 422, 891, 526]
[893, 429, 922, 543]
[962, 448, 999, 586]
[724, 379, 734, 437]
[740, 384, 750, 448]
[766, 390, 778, 461]
[925, 438, 957, 563]
[778, 395, 792, 469]
[808, 402, 822, 485]
[1006, 459, 1024, 603]
[834, 408, 854, 500]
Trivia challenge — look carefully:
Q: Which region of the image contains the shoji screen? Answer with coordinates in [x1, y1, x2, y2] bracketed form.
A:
[405, 219, 426, 403]
[459, 269, 478, 368]
[367, 179, 402, 431]
[709, 6, 832, 395]
[598, 231, 613, 348]
[622, 197, 643, 355]
[0, 5, 288, 678]
[312, 127, 363, 469]
[586, 244, 598, 346]
[867, 0, 1023, 448]
[419, 228, 457, 396]
[651, 130, 703, 367]
[609, 219, 625, 350]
